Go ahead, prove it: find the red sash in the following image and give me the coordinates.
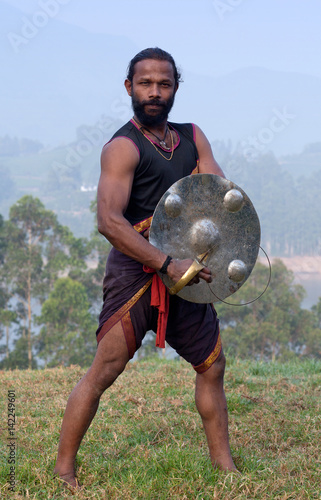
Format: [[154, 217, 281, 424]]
[[133, 216, 169, 349]]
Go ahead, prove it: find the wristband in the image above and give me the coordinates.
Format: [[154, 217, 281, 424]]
[[159, 255, 173, 274]]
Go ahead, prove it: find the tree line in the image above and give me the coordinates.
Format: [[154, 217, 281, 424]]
[[0, 195, 108, 370], [216, 260, 321, 361], [0, 135, 44, 157], [215, 145, 321, 257], [0, 195, 320, 369]]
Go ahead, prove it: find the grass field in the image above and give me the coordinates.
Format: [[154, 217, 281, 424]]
[[1, 357, 321, 499]]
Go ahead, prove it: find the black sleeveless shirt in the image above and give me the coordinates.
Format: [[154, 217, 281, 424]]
[[108, 119, 199, 225]]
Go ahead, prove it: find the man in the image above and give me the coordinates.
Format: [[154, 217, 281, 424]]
[[54, 47, 236, 488]]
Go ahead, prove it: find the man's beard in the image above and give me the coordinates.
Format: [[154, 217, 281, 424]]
[[131, 92, 175, 127]]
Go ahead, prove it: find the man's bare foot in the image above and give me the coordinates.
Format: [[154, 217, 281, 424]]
[[211, 454, 239, 473], [219, 465, 240, 474], [54, 469, 82, 490]]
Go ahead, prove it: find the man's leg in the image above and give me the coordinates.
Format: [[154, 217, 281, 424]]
[[195, 350, 237, 471], [54, 322, 130, 487]]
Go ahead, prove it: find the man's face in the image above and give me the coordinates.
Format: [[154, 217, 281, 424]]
[[125, 59, 178, 127]]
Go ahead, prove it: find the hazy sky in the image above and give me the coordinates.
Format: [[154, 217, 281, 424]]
[[2, 0, 320, 154], [4, 0, 321, 78]]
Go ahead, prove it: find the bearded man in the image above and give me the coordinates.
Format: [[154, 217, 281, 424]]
[[54, 47, 237, 488]]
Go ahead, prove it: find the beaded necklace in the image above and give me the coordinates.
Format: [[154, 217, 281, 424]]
[[144, 125, 170, 149], [131, 118, 174, 161]]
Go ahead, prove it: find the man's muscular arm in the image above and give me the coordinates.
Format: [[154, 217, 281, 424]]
[[97, 137, 212, 284], [97, 137, 165, 269], [194, 124, 225, 177]]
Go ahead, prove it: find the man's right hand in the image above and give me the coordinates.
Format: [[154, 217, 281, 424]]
[[167, 258, 212, 286]]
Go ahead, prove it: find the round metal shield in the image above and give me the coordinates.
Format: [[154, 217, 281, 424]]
[[149, 174, 261, 303]]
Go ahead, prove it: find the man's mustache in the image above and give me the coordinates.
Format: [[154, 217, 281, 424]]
[[141, 99, 167, 107]]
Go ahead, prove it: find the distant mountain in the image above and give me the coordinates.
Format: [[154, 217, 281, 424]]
[[279, 142, 321, 178], [178, 67, 321, 157], [1, 0, 321, 154], [0, 0, 139, 145]]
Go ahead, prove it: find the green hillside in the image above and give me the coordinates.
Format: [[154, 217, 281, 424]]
[[1, 133, 321, 251], [0, 142, 101, 236]]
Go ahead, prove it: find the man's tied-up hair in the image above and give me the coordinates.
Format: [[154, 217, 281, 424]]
[[126, 47, 183, 86]]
